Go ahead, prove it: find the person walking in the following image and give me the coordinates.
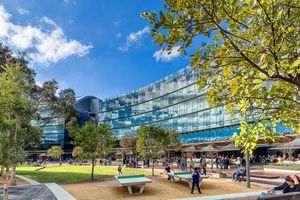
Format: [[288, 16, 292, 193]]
[[118, 165, 123, 175], [191, 168, 202, 194], [200, 156, 207, 175]]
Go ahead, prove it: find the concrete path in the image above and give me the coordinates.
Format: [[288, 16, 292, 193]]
[[46, 183, 76, 200], [15, 175, 76, 200], [16, 174, 40, 185], [172, 191, 264, 200]]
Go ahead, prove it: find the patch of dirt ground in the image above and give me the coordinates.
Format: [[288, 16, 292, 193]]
[[63, 176, 267, 200], [0, 176, 29, 186]]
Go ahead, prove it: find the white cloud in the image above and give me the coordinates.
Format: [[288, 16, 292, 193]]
[[0, 4, 92, 65], [118, 26, 149, 52], [40, 16, 57, 27], [116, 32, 122, 38], [64, 0, 69, 3], [17, 8, 30, 15], [153, 46, 181, 62]]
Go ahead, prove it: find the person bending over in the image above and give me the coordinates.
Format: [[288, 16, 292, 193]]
[[161, 164, 174, 182]]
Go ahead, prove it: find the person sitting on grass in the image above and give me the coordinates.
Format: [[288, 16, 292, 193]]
[[232, 165, 246, 182], [191, 167, 202, 194], [118, 165, 123, 175], [258, 175, 300, 198], [161, 164, 174, 182]]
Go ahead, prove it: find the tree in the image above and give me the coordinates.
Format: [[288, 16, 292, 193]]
[[0, 63, 37, 198], [47, 146, 63, 163], [72, 146, 83, 165], [0, 43, 77, 194], [142, 0, 299, 152], [142, 0, 299, 187], [68, 121, 115, 180], [72, 146, 84, 158], [120, 135, 136, 153], [136, 125, 181, 176], [120, 135, 136, 165]]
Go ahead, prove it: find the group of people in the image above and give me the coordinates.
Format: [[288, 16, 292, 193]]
[[161, 164, 202, 194]]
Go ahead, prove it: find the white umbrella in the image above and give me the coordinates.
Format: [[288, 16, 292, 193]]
[[200, 145, 220, 152], [219, 143, 240, 151]]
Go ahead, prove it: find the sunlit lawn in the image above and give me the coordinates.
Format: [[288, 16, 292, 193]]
[[16, 165, 152, 184]]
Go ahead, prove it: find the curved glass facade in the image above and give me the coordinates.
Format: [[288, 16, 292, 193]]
[[75, 67, 294, 144]]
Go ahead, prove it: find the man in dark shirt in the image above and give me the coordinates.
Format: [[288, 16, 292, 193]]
[[269, 175, 300, 193]]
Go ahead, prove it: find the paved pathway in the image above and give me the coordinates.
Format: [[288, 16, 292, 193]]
[[0, 175, 76, 200], [0, 184, 57, 200]]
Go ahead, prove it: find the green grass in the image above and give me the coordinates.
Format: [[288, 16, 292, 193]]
[[271, 163, 300, 167], [16, 165, 152, 184]]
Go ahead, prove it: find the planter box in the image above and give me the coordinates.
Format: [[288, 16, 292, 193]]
[[212, 172, 227, 178], [264, 167, 300, 174]]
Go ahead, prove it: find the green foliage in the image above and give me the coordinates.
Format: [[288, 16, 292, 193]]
[[0, 63, 38, 168], [69, 121, 115, 160], [72, 146, 83, 158], [47, 146, 63, 160], [136, 125, 181, 158], [271, 163, 300, 167], [120, 135, 136, 153], [142, 0, 300, 154]]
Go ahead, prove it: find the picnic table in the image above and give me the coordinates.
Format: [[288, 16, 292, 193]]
[[115, 174, 152, 195], [167, 171, 209, 188]]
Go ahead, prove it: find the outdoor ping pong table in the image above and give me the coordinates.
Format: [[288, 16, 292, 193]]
[[115, 174, 152, 195], [167, 171, 209, 188]]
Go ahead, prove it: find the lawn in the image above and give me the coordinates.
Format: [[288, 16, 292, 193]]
[[16, 165, 152, 184]]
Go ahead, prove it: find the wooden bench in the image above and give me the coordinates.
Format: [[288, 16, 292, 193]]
[[257, 192, 300, 200]]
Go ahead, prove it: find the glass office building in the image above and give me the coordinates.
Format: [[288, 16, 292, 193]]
[[30, 109, 72, 157], [74, 67, 293, 144]]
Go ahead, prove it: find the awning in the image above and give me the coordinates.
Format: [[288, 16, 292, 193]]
[[200, 145, 220, 152], [271, 138, 300, 150], [219, 143, 240, 151], [182, 146, 201, 153]]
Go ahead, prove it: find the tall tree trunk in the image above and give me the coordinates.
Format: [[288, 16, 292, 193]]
[[91, 159, 95, 181], [1, 165, 4, 176], [3, 166, 9, 200], [246, 150, 251, 188], [10, 165, 17, 186], [152, 159, 155, 176]]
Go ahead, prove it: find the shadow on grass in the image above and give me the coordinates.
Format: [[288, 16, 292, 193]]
[[16, 170, 114, 185]]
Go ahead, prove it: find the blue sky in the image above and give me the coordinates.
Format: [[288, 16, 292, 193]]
[[0, 0, 193, 99]]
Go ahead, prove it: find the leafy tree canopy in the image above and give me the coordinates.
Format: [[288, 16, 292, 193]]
[[136, 125, 181, 158], [69, 121, 115, 160], [142, 0, 300, 154], [47, 146, 63, 160], [120, 135, 136, 153]]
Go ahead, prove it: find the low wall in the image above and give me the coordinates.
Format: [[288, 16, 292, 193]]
[[264, 167, 300, 174]]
